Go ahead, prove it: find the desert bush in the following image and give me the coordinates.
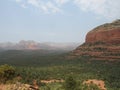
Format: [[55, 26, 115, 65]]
[[79, 84, 101, 90], [0, 64, 15, 83], [63, 76, 77, 90]]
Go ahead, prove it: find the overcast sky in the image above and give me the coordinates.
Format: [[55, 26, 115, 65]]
[[0, 0, 120, 43]]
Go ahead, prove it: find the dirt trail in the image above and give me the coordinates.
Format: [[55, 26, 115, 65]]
[[41, 79, 64, 84]]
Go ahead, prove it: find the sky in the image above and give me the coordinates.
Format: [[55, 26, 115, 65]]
[[0, 0, 120, 43]]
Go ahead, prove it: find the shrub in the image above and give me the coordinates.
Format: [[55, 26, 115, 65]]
[[0, 64, 15, 83], [63, 76, 77, 90], [79, 84, 101, 90]]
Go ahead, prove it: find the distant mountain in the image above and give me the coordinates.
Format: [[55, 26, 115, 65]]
[[0, 40, 80, 51], [70, 19, 120, 60]]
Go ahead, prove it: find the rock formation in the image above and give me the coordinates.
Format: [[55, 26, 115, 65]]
[[71, 19, 120, 60], [83, 79, 106, 90]]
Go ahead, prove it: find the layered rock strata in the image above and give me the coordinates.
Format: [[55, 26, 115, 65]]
[[71, 20, 120, 60]]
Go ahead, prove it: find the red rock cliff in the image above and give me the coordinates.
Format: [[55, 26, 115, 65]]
[[86, 19, 120, 44], [71, 20, 120, 60]]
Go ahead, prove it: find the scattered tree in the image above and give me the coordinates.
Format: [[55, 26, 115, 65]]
[[64, 76, 77, 90], [0, 64, 15, 83]]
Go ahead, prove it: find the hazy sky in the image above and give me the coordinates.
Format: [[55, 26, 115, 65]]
[[0, 0, 120, 43]]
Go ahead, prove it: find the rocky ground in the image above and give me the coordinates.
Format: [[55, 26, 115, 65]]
[[0, 82, 39, 90]]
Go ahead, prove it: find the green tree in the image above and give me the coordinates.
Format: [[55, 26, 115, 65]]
[[44, 85, 51, 90], [64, 76, 77, 90], [0, 64, 15, 83]]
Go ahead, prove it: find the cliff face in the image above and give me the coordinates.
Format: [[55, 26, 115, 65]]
[[86, 29, 120, 44], [71, 20, 120, 60]]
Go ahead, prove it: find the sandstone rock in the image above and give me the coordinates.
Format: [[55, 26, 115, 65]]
[[86, 20, 120, 44], [71, 19, 120, 60], [0, 83, 39, 90]]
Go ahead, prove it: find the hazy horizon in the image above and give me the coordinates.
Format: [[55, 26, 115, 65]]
[[0, 40, 81, 51], [0, 40, 81, 44], [0, 0, 120, 43]]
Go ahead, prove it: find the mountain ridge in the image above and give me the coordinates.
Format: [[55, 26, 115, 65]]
[[0, 40, 80, 51]]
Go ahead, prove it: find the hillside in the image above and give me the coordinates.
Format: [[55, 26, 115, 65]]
[[0, 49, 69, 66], [71, 19, 120, 60]]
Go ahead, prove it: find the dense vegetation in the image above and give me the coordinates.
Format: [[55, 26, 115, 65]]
[[0, 50, 120, 90]]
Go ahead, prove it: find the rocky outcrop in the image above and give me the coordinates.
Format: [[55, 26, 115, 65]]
[[83, 79, 106, 90], [0, 83, 39, 90], [71, 19, 120, 60], [0, 84, 33, 90]]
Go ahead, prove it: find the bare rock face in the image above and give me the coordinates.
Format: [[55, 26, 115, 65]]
[[71, 19, 120, 60], [86, 20, 120, 44]]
